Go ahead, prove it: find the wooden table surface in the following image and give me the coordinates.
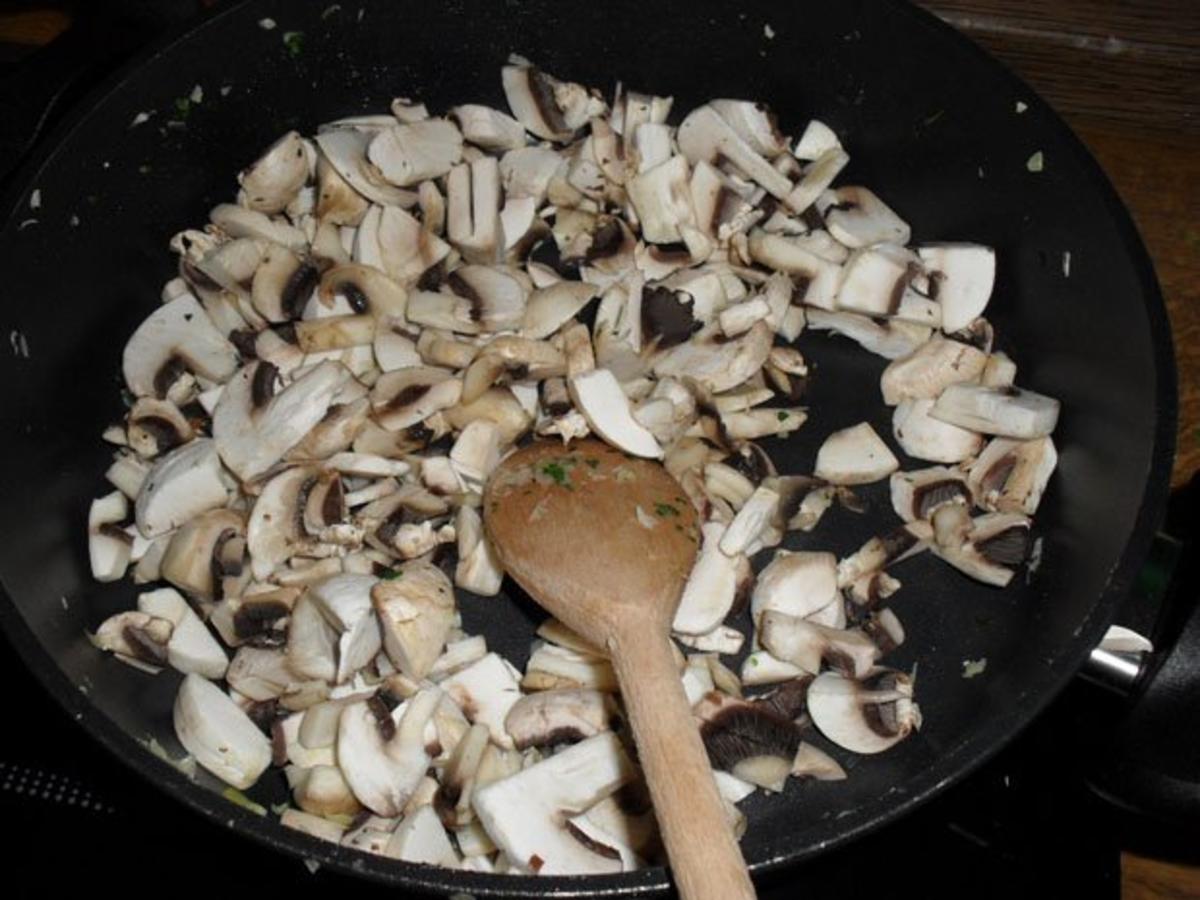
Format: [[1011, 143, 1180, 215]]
[[0, 2, 1196, 897]]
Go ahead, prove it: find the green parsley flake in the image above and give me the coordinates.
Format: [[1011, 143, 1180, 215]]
[[776, 411, 790, 422], [222, 787, 267, 816], [283, 31, 305, 57], [379, 567, 403, 580], [654, 502, 680, 517], [542, 461, 569, 486], [1026, 151, 1044, 173], [173, 97, 191, 120]]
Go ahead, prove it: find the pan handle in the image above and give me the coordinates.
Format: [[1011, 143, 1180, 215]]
[[1080, 475, 1200, 825]]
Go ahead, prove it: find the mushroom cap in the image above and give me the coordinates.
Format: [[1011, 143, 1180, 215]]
[[123, 293, 239, 399]]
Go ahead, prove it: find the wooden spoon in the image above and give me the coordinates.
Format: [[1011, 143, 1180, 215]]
[[484, 439, 756, 900]]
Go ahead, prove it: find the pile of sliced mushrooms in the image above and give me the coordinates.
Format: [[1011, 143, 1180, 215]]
[[85, 58, 1060, 875]]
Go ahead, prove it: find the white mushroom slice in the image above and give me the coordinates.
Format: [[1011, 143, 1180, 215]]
[[677, 105, 793, 200], [808, 669, 921, 754], [806, 309, 933, 360], [371, 367, 463, 430], [522, 282, 598, 339], [455, 505, 505, 596], [314, 128, 417, 208], [740, 650, 806, 686], [106, 452, 150, 499], [967, 436, 1058, 515], [93, 610, 172, 672], [653, 320, 772, 394], [88, 492, 133, 582], [441, 652, 523, 748], [501, 64, 604, 143], [213, 360, 348, 482], [718, 485, 779, 556], [835, 243, 918, 317], [746, 230, 841, 311], [889, 466, 972, 522], [720, 407, 807, 441], [405, 292, 479, 335], [814, 422, 899, 485], [371, 562, 455, 679], [249, 244, 318, 323], [450, 420, 501, 487], [700, 703, 800, 793], [820, 186, 910, 248], [342, 814, 401, 855], [880, 337, 989, 406], [794, 119, 841, 160], [337, 686, 443, 817], [160, 508, 245, 600], [226, 646, 297, 700], [930, 383, 1061, 440], [367, 119, 463, 187], [690, 161, 760, 240], [523, 642, 617, 692], [373, 326, 421, 372], [373, 206, 451, 285], [315, 151, 369, 226], [499, 146, 563, 204], [933, 511, 1032, 587], [285, 595, 336, 684], [451, 104, 527, 152], [568, 368, 663, 459], [893, 398, 985, 463], [675, 625, 746, 656], [461, 336, 564, 405], [846, 571, 902, 609], [290, 763, 361, 818], [786, 147, 850, 214], [309, 574, 383, 683], [123, 293, 238, 399], [504, 689, 613, 751], [836, 521, 933, 588], [917, 243, 996, 333], [718, 297, 771, 337], [472, 732, 634, 876], [750, 550, 839, 626], [173, 673, 272, 789], [981, 351, 1018, 388], [673, 522, 752, 635], [759, 611, 879, 678], [446, 156, 502, 263], [428, 635, 489, 682], [626, 155, 695, 244], [443, 387, 533, 446], [239, 130, 309, 214], [710, 99, 789, 158], [791, 742, 847, 781], [384, 804, 459, 866], [135, 438, 231, 538]]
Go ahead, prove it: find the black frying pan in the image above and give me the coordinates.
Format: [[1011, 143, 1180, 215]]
[[0, 0, 1177, 896]]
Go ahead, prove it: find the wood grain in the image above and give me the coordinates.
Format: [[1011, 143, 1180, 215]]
[[1122, 852, 1200, 900]]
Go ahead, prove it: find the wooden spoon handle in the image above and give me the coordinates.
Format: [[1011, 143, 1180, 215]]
[[609, 625, 757, 900]]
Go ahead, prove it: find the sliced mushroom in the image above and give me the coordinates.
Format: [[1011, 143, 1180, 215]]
[[88, 492, 133, 582], [160, 508, 245, 601], [808, 669, 921, 754], [759, 611, 879, 678], [134, 438, 231, 538], [805, 309, 933, 360], [523, 282, 598, 339], [932, 511, 1032, 587], [746, 230, 841, 310], [814, 422, 899, 485], [981, 351, 1017, 388], [287, 592, 339, 683], [370, 366, 463, 431], [441, 652, 524, 748], [123, 293, 239, 399], [929, 383, 1061, 440], [750, 550, 839, 627], [700, 703, 801, 793], [212, 360, 349, 482], [966, 436, 1058, 515], [239, 130, 310, 214], [367, 119, 463, 187], [917, 243, 995, 333], [455, 505, 505, 596], [568, 368, 663, 459], [718, 484, 780, 556], [653, 320, 772, 394], [880, 337, 989, 407], [290, 763, 362, 818], [677, 104, 793, 200], [523, 642, 618, 693], [308, 574, 383, 683], [446, 156, 502, 264], [337, 686, 443, 817], [472, 731, 634, 875], [893, 397, 984, 463], [820, 186, 910, 248], [313, 127, 417, 208], [92, 610, 172, 672], [889, 466, 972, 522], [174, 673, 272, 789], [672, 522, 753, 635], [501, 63, 604, 143], [836, 521, 933, 589], [626, 155, 696, 244], [371, 562, 456, 679], [209, 203, 307, 252], [504, 689, 614, 751], [791, 742, 847, 781]]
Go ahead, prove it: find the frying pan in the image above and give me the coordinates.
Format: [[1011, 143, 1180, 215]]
[[0, 0, 1178, 895]]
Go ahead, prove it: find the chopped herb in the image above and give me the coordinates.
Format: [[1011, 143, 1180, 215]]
[[1026, 151, 1044, 173], [584, 457, 600, 469], [654, 502, 680, 517], [379, 567, 403, 580], [283, 30, 305, 56], [222, 786, 267, 816], [270, 801, 291, 816], [173, 97, 191, 120], [542, 461, 569, 486], [776, 411, 790, 422], [750, 655, 760, 666]]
